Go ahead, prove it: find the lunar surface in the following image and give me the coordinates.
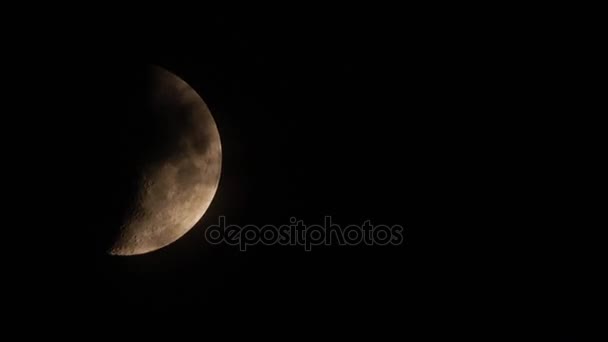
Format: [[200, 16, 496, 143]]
[[107, 65, 222, 256]]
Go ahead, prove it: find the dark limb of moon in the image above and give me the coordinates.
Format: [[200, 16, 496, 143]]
[[104, 65, 222, 256]]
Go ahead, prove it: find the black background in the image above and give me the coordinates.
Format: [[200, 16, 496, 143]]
[[7, 9, 589, 337]]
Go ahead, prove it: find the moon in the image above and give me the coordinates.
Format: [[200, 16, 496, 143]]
[[106, 65, 222, 256]]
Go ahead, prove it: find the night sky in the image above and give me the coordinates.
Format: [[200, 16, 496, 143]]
[[7, 9, 585, 338]]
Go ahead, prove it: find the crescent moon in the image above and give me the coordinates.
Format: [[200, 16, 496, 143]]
[[108, 65, 222, 256]]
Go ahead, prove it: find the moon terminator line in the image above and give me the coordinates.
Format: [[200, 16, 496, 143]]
[[107, 65, 222, 256]]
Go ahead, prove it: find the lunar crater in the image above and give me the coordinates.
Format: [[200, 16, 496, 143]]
[[107, 65, 221, 256]]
